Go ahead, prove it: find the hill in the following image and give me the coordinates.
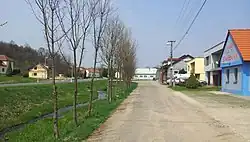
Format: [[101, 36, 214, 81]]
[[0, 41, 71, 75]]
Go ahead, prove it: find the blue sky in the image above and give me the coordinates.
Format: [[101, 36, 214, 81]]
[[0, 0, 250, 67]]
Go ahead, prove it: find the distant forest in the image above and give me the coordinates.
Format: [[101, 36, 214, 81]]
[[0, 41, 71, 75]]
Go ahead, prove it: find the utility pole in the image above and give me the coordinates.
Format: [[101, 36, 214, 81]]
[[168, 40, 175, 87]]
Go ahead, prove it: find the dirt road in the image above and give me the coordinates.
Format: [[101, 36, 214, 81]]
[[87, 81, 246, 142]]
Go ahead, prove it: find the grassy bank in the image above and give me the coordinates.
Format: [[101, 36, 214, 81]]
[[0, 76, 36, 84], [0, 80, 106, 131], [170, 85, 221, 92], [4, 82, 138, 142]]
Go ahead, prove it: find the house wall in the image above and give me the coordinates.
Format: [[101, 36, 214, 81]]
[[204, 42, 224, 72], [0, 61, 14, 74], [187, 58, 205, 80], [167, 60, 189, 77], [133, 74, 156, 80], [221, 65, 242, 94], [242, 62, 250, 95], [29, 71, 48, 79]]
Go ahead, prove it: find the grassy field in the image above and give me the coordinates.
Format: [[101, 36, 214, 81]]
[[0, 80, 106, 131], [0, 75, 36, 84], [4, 82, 138, 142]]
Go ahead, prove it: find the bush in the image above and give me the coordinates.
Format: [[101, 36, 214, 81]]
[[23, 72, 29, 78], [6, 62, 12, 77], [185, 74, 199, 89], [12, 69, 21, 75]]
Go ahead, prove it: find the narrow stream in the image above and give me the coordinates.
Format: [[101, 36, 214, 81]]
[[0, 100, 97, 140]]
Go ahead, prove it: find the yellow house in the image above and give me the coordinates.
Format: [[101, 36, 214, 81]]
[[29, 64, 50, 79], [187, 57, 205, 81]]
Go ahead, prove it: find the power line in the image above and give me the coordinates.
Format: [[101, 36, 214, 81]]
[[174, 0, 188, 27], [174, 0, 208, 50]]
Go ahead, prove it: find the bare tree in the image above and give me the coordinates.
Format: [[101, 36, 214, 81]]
[[56, 0, 82, 126], [25, 0, 65, 138], [118, 30, 137, 89], [88, 0, 112, 116], [100, 16, 124, 103]]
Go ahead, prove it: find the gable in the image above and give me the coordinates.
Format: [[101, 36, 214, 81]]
[[220, 34, 243, 67]]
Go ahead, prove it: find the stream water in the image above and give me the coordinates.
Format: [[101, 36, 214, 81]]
[[0, 100, 97, 141]]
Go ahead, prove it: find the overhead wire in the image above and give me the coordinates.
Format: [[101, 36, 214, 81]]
[[174, 0, 208, 50]]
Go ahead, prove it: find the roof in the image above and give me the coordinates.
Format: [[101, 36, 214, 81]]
[[229, 29, 250, 61], [162, 54, 194, 68], [86, 68, 101, 73], [29, 64, 49, 71], [0, 55, 14, 61], [204, 41, 225, 53]]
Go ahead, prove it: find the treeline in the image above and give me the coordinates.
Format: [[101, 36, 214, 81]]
[[0, 41, 71, 75]]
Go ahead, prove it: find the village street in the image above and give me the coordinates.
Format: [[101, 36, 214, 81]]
[[87, 81, 247, 142]]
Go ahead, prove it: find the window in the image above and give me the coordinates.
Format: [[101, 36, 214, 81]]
[[33, 73, 37, 76], [135, 75, 138, 77], [205, 56, 210, 66], [150, 75, 154, 77], [234, 68, 238, 84], [2, 68, 5, 72], [34, 67, 37, 70], [140, 75, 143, 77], [226, 69, 230, 84], [144, 75, 147, 77]]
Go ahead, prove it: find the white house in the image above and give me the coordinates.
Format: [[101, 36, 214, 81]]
[[204, 41, 224, 86], [133, 68, 157, 80]]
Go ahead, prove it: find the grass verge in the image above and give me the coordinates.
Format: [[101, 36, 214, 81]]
[[0, 80, 106, 131], [4, 82, 138, 142], [170, 85, 221, 92], [0, 76, 36, 84]]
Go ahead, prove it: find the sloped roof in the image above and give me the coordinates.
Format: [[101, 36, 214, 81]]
[[0, 55, 14, 61], [229, 29, 250, 61]]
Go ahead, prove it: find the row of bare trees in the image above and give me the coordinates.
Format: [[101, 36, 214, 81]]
[[25, 0, 136, 139]]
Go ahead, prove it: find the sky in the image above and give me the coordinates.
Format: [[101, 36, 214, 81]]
[[0, 0, 250, 68]]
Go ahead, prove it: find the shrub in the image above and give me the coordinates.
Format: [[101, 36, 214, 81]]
[[22, 72, 29, 78], [12, 69, 21, 75], [185, 74, 199, 89], [6, 62, 12, 77]]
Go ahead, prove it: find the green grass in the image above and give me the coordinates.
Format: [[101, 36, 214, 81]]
[[0, 80, 106, 131], [4, 82, 138, 142], [182, 91, 250, 108], [170, 85, 221, 92], [0, 75, 36, 84]]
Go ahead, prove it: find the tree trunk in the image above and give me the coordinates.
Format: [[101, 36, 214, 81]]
[[73, 49, 78, 125], [107, 63, 111, 103], [88, 49, 98, 116], [52, 58, 59, 138]]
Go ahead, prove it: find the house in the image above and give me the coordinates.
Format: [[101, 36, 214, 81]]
[[187, 57, 205, 81], [220, 29, 250, 96], [160, 55, 193, 83], [204, 41, 224, 86], [29, 64, 50, 79], [0, 55, 14, 75], [133, 68, 157, 80], [85, 68, 101, 78]]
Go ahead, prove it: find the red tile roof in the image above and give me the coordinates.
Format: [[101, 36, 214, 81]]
[[0, 55, 13, 61], [229, 29, 250, 61]]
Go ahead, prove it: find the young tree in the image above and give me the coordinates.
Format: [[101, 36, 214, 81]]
[[119, 30, 137, 89], [57, 0, 82, 126], [25, 0, 64, 138], [100, 16, 124, 103], [88, 0, 112, 116]]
